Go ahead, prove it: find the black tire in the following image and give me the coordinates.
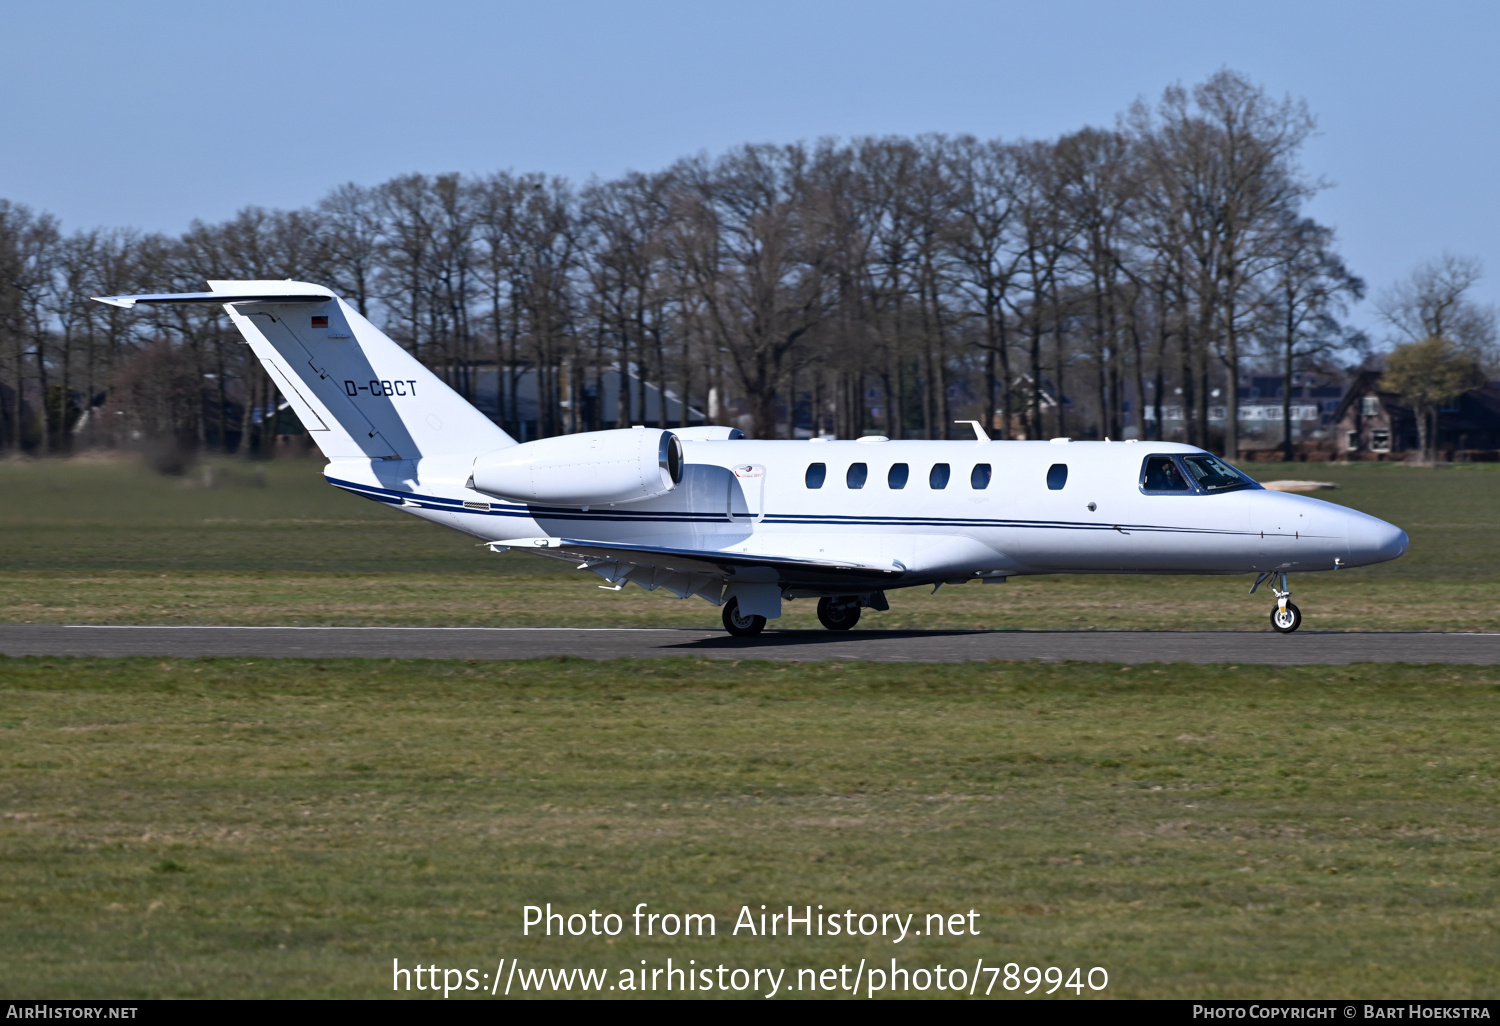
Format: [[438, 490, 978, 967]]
[[1270, 601, 1302, 634], [722, 597, 766, 637], [816, 596, 861, 631]]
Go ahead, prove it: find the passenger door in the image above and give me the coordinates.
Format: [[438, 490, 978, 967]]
[[728, 464, 765, 523]]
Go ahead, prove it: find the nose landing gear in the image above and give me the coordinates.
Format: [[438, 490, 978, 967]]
[[1252, 572, 1301, 633]]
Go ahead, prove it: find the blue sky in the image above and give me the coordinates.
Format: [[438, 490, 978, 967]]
[[3, 0, 1496, 333]]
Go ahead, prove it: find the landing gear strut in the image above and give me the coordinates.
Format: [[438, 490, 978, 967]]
[[722, 597, 766, 637], [816, 596, 861, 631], [1253, 572, 1301, 633]]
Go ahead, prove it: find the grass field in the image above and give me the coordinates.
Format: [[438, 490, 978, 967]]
[[1, 656, 1495, 999], [1, 455, 1497, 631]]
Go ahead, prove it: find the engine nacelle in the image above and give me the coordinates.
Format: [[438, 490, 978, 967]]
[[471, 428, 683, 506]]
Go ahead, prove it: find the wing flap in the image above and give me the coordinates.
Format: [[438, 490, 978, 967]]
[[495, 537, 906, 580]]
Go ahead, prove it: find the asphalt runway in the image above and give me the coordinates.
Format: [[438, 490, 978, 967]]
[[2, 624, 1499, 664]]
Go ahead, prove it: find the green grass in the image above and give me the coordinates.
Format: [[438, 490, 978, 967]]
[[0, 456, 1497, 630], [1, 656, 1495, 998]]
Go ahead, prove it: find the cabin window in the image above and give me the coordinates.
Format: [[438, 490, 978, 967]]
[[1141, 455, 1191, 492], [1182, 454, 1253, 493], [1360, 396, 1380, 417], [970, 463, 992, 489], [805, 463, 826, 489], [846, 463, 868, 489], [1371, 429, 1391, 453], [888, 463, 909, 489], [1046, 463, 1068, 490], [929, 463, 950, 489]]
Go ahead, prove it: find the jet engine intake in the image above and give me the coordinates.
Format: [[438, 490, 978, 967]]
[[471, 428, 683, 506]]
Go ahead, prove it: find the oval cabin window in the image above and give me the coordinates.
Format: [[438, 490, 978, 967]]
[[1046, 463, 1068, 490], [805, 463, 827, 489], [970, 464, 992, 489], [846, 463, 868, 489], [888, 463, 909, 489], [929, 463, 950, 489]]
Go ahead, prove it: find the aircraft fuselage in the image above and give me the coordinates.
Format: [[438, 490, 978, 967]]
[[324, 438, 1406, 592]]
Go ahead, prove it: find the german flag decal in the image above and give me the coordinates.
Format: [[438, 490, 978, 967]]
[[311, 315, 329, 328]]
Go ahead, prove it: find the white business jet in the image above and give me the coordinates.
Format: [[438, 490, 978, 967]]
[[95, 281, 1408, 636]]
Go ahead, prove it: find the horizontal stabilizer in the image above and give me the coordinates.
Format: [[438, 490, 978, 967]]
[[94, 288, 334, 309]]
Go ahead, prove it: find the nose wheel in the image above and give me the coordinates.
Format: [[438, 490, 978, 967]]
[[1253, 572, 1301, 633], [1271, 601, 1301, 633]]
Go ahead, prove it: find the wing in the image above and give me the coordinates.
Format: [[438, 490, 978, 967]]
[[492, 536, 906, 601]]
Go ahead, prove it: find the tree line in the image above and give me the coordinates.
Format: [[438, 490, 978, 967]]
[[1, 70, 1374, 462]]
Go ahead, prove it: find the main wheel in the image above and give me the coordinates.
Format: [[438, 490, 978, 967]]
[[1270, 601, 1302, 633], [722, 597, 766, 637], [816, 596, 861, 631]]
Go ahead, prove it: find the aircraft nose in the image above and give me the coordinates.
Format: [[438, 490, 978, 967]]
[[1345, 511, 1408, 566]]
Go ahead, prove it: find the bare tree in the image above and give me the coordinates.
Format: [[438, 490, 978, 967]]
[[1130, 70, 1319, 456], [946, 137, 1022, 437], [315, 183, 383, 317], [1056, 126, 1135, 439], [1008, 141, 1075, 439], [1376, 254, 1497, 359], [1263, 216, 1364, 459], [0, 202, 60, 452], [680, 144, 838, 439]]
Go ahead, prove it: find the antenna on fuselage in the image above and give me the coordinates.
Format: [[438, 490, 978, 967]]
[[953, 420, 990, 442]]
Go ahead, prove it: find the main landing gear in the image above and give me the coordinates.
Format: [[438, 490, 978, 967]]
[[1252, 571, 1302, 633], [722, 597, 766, 637], [722, 592, 883, 637], [816, 596, 861, 631]]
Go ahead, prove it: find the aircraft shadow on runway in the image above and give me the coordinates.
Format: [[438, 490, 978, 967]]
[[670, 629, 979, 649], [667, 627, 1335, 649]]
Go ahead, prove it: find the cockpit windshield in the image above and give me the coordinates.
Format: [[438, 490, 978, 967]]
[[1181, 454, 1256, 493]]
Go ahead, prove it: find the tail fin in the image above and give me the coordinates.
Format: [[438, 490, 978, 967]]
[[95, 280, 515, 461]]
